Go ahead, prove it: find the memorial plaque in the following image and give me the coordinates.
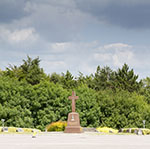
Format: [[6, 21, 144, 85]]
[[64, 91, 82, 133]]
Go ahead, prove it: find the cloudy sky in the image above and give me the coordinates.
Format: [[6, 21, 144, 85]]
[[0, 0, 150, 79]]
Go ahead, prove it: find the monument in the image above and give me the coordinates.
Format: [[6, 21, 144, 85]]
[[64, 91, 82, 133]]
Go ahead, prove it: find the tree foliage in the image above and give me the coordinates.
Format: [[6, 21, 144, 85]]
[[114, 64, 142, 92], [4, 56, 46, 85], [0, 56, 150, 130], [93, 66, 115, 90]]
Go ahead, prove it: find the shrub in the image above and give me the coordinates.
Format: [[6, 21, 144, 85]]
[[96, 127, 118, 134], [142, 129, 150, 135], [46, 121, 67, 132]]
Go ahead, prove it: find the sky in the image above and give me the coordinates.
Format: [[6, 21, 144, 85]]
[[0, 0, 150, 79]]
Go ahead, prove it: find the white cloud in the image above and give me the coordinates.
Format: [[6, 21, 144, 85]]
[[37, 41, 99, 75], [41, 60, 67, 74], [112, 50, 134, 67], [0, 38, 149, 79], [42, 60, 66, 67], [9, 28, 37, 43], [50, 42, 71, 53], [102, 43, 132, 51], [0, 1, 150, 80], [16, 0, 91, 42], [0, 27, 38, 44], [78, 62, 96, 74], [94, 53, 112, 61], [94, 43, 135, 67]]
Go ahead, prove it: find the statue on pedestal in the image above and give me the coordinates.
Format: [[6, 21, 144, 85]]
[[64, 91, 82, 133]]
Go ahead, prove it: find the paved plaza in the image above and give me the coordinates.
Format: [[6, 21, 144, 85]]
[[1, 132, 150, 149]]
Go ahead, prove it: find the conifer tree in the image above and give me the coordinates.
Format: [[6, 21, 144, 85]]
[[5, 56, 46, 85], [114, 64, 142, 92], [61, 70, 77, 89], [93, 66, 115, 90]]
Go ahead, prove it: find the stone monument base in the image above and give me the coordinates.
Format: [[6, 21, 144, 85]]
[[64, 126, 81, 133], [64, 112, 82, 133]]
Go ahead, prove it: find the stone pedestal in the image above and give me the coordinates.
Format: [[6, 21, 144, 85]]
[[64, 112, 82, 133]]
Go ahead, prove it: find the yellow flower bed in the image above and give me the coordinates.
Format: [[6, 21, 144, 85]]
[[121, 128, 150, 135], [8, 127, 16, 133], [0, 127, 41, 133], [22, 128, 41, 133], [46, 121, 67, 132], [96, 127, 118, 134], [142, 129, 150, 135], [22, 128, 33, 133]]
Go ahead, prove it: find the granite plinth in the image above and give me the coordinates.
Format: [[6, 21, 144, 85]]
[[64, 112, 82, 133]]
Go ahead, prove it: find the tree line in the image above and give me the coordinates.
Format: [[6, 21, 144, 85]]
[[0, 56, 150, 130]]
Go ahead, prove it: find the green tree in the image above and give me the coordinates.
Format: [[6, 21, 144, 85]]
[[50, 72, 62, 84], [97, 89, 150, 129], [77, 72, 94, 89], [61, 70, 77, 89], [141, 78, 150, 104], [1, 56, 150, 131], [75, 85, 101, 127], [93, 66, 115, 91], [5, 56, 46, 85], [142, 77, 150, 88], [19, 56, 46, 85], [114, 64, 142, 92], [0, 76, 34, 128], [30, 81, 70, 130]]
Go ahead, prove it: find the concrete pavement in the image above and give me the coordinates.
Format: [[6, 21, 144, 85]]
[[0, 132, 150, 149]]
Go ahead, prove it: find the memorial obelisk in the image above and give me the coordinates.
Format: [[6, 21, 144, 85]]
[[64, 91, 82, 133]]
